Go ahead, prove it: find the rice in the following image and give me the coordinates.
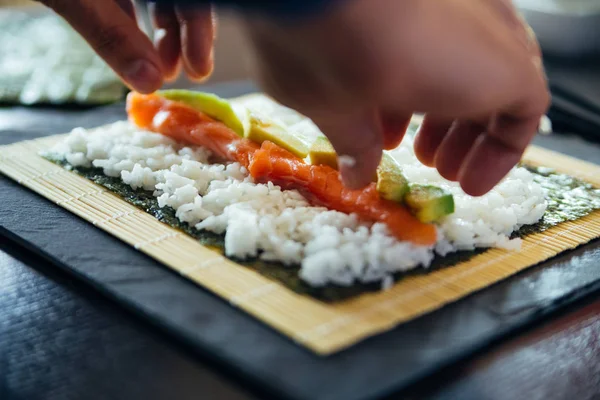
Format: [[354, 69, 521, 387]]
[[44, 120, 548, 288], [337, 155, 356, 169]]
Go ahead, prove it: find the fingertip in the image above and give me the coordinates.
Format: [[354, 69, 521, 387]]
[[176, 5, 216, 82], [433, 120, 484, 182], [434, 150, 460, 182], [459, 180, 489, 197], [338, 151, 380, 190], [313, 110, 383, 190], [338, 138, 384, 190], [413, 117, 454, 167], [182, 49, 214, 82], [380, 113, 411, 150], [413, 135, 435, 167], [163, 62, 181, 83], [457, 135, 522, 197], [122, 59, 163, 94], [48, 0, 164, 95]]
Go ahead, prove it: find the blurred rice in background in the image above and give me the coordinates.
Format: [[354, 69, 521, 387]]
[[0, 0, 255, 106]]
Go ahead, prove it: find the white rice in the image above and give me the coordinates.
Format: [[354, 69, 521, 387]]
[[43, 119, 547, 288], [337, 155, 357, 169]]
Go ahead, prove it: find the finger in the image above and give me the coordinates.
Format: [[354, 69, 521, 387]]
[[459, 94, 550, 196], [413, 116, 454, 167], [493, 0, 541, 58], [502, 1, 546, 82], [433, 120, 485, 182], [458, 133, 522, 197], [175, 4, 216, 81], [150, 2, 182, 80], [517, 15, 547, 82], [114, 0, 136, 20], [243, 18, 383, 188], [41, 0, 162, 94], [492, 0, 526, 30], [380, 112, 412, 150], [312, 109, 384, 189], [523, 21, 542, 58], [454, 1, 548, 196]]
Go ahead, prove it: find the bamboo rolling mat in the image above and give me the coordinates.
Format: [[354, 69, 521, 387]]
[[1, 134, 600, 355]]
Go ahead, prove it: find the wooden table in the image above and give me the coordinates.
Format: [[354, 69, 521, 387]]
[[406, 297, 600, 400]]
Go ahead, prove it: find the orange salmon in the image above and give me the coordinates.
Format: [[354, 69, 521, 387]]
[[127, 92, 437, 246]]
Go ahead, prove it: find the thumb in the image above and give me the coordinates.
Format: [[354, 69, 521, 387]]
[[311, 108, 383, 189]]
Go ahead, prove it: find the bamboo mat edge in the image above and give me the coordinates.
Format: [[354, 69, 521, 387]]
[[1, 134, 599, 355]]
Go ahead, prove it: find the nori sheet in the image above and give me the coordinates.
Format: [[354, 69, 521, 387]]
[[46, 159, 600, 302]]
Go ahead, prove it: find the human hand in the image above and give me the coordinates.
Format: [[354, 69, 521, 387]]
[[244, 0, 550, 196], [36, 0, 215, 93]]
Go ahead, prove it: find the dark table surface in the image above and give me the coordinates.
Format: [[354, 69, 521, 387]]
[[2, 82, 600, 400]]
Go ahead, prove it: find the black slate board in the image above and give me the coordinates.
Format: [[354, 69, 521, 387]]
[[2, 82, 600, 400]]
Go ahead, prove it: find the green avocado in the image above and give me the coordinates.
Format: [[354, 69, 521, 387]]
[[245, 114, 310, 158], [157, 89, 250, 137], [376, 153, 410, 201], [405, 184, 455, 223], [308, 137, 338, 169]]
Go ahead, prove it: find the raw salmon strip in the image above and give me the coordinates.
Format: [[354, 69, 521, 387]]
[[127, 92, 437, 246], [127, 92, 259, 167]]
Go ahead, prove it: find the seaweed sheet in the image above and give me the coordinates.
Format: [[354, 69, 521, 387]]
[[48, 159, 600, 302]]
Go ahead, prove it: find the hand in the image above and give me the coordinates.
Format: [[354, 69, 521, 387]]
[[244, 0, 550, 196], [36, 0, 216, 93]]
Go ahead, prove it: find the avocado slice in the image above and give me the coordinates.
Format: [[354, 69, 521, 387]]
[[246, 114, 310, 158], [376, 153, 409, 201], [405, 184, 455, 223], [157, 89, 250, 137], [309, 137, 338, 169]]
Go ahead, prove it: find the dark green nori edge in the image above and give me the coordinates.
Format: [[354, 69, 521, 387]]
[[45, 158, 600, 303]]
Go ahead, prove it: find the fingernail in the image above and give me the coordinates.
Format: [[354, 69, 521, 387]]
[[187, 51, 214, 83], [164, 67, 181, 83], [123, 60, 162, 94], [338, 155, 363, 189], [190, 43, 215, 78]]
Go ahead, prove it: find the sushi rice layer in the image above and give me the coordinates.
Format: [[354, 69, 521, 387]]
[[44, 119, 547, 289]]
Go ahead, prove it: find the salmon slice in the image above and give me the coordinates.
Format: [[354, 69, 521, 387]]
[[249, 141, 438, 246], [127, 92, 259, 167], [127, 92, 437, 246]]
